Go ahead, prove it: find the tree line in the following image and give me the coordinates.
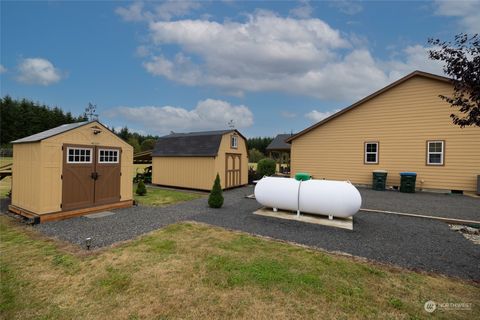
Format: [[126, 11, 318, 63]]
[[0, 96, 88, 147], [0, 96, 279, 156], [0, 96, 160, 152]]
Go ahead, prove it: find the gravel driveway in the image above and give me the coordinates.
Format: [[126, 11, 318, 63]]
[[359, 187, 479, 221], [19, 186, 479, 281]]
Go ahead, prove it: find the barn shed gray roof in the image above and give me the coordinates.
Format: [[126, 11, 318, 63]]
[[11, 121, 90, 144], [266, 134, 295, 151], [152, 129, 242, 157]]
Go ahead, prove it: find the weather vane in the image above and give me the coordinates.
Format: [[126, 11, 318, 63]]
[[85, 102, 98, 121], [228, 119, 235, 129]]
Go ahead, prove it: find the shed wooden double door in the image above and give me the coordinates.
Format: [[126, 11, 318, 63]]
[[62, 144, 121, 211], [225, 153, 242, 188]]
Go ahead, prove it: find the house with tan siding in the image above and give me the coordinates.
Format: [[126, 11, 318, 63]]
[[286, 71, 480, 193]]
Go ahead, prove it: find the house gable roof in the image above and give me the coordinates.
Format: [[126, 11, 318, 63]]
[[286, 70, 452, 143], [152, 129, 243, 157], [266, 134, 295, 151]]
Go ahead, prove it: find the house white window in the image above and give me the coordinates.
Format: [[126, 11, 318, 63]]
[[67, 147, 92, 163], [98, 149, 119, 163], [231, 135, 238, 149], [364, 142, 379, 164], [427, 141, 444, 165]]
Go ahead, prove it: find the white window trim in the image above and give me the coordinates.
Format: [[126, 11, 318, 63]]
[[98, 148, 120, 164], [231, 135, 238, 149], [427, 140, 444, 165], [66, 147, 93, 164], [364, 142, 379, 164]]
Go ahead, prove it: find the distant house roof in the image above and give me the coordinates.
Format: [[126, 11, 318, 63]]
[[11, 121, 90, 144], [286, 70, 452, 143], [266, 134, 295, 151], [152, 129, 243, 157]]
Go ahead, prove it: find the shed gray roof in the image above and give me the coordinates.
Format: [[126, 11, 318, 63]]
[[152, 130, 240, 157], [11, 121, 90, 144], [266, 134, 295, 151]]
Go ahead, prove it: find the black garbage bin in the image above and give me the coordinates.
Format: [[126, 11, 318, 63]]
[[372, 170, 388, 191], [400, 172, 417, 193]]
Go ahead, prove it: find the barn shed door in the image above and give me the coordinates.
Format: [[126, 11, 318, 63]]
[[62, 145, 121, 211], [94, 148, 121, 205], [225, 153, 241, 189], [62, 145, 95, 211]]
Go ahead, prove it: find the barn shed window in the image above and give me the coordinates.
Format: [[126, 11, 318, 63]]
[[98, 149, 119, 163], [67, 147, 92, 163], [364, 142, 378, 164], [231, 135, 238, 149], [427, 141, 444, 165]]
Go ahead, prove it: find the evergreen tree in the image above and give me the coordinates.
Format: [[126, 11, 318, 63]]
[[136, 179, 147, 196], [208, 173, 224, 208]]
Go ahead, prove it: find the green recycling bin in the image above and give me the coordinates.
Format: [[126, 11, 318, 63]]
[[295, 172, 311, 181], [372, 170, 388, 191], [400, 172, 417, 193]]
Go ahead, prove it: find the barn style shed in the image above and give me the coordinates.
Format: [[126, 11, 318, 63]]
[[152, 130, 248, 190], [9, 121, 133, 222]]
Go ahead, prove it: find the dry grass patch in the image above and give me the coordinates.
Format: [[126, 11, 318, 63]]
[[0, 216, 478, 320]]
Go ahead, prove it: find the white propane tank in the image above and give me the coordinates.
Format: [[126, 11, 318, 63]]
[[254, 177, 362, 218], [254, 177, 300, 212]]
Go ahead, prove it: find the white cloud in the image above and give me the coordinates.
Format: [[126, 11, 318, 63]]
[[280, 111, 297, 118], [155, 0, 201, 21], [305, 109, 341, 122], [115, 1, 147, 22], [104, 99, 253, 135], [330, 0, 363, 15], [290, 0, 313, 18], [434, 0, 480, 33], [0, 65, 6, 74], [16, 58, 62, 85], [115, 0, 200, 22], [383, 45, 444, 80], [135, 45, 151, 57], [120, 9, 445, 101]]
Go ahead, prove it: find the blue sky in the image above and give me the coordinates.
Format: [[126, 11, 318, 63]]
[[1, 1, 479, 137]]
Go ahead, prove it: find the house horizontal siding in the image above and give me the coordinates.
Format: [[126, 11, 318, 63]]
[[291, 76, 480, 192]]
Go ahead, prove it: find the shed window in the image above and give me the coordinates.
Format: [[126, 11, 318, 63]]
[[364, 142, 378, 164], [67, 147, 92, 163], [98, 149, 119, 163], [231, 135, 238, 149], [427, 141, 444, 165]]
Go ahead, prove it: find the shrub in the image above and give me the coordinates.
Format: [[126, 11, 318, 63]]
[[257, 158, 276, 177], [136, 180, 147, 196], [208, 173, 224, 208], [248, 148, 265, 163]]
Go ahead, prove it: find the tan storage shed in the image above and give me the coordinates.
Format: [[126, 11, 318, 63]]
[[152, 130, 248, 190], [9, 121, 133, 222]]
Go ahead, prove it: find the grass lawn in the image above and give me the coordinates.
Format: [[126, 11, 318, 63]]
[[133, 184, 203, 206], [0, 157, 12, 199], [1, 217, 478, 320]]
